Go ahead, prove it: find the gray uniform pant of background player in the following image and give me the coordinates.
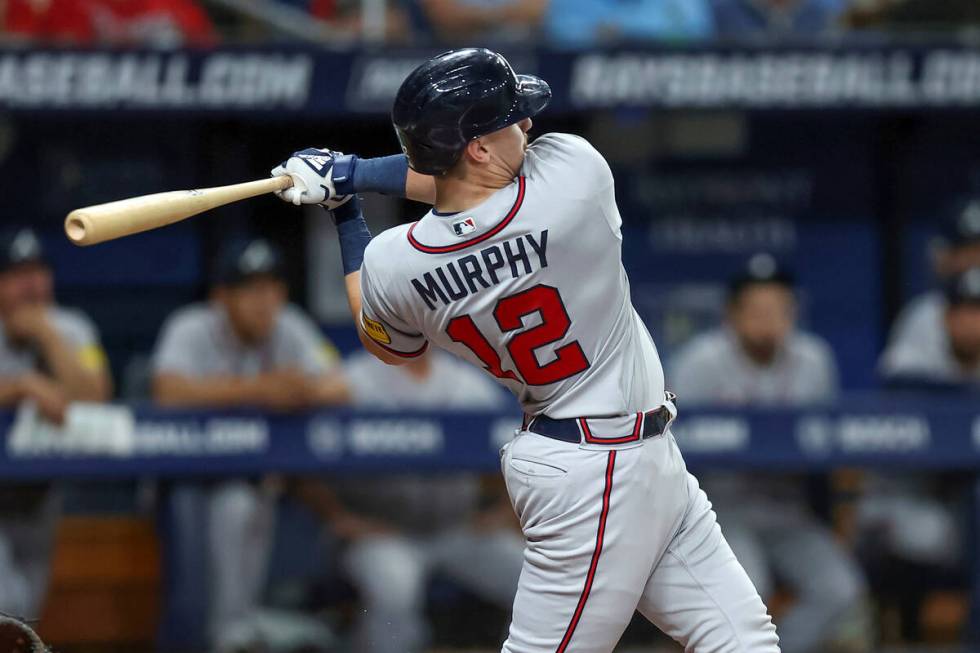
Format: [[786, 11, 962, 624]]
[[0, 489, 59, 618], [344, 527, 524, 653], [170, 480, 275, 651], [714, 495, 865, 653], [501, 431, 779, 653]]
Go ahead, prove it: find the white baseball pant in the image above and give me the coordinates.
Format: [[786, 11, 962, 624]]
[[500, 429, 780, 653]]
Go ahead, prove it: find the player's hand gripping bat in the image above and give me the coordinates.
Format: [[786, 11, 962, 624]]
[[64, 176, 294, 246]]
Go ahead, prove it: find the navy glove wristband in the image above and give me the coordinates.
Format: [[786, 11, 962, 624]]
[[330, 196, 372, 275], [332, 154, 408, 198]]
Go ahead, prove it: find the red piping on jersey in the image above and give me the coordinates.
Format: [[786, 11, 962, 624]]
[[556, 450, 616, 653], [406, 176, 526, 254], [578, 412, 643, 445], [375, 340, 429, 359]]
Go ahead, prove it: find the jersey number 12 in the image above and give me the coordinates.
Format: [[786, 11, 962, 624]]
[[446, 284, 590, 386]]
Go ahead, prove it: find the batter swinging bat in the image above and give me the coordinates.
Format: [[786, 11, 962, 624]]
[[64, 176, 294, 246]]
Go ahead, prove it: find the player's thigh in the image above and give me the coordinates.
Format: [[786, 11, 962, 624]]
[[767, 518, 865, 604], [434, 527, 525, 607], [344, 535, 428, 609], [502, 433, 688, 653], [639, 474, 779, 653]]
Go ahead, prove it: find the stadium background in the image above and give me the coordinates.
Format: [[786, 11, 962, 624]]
[[2, 1, 980, 652]]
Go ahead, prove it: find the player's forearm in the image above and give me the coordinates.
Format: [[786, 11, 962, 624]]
[[335, 154, 436, 205], [309, 372, 352, 405], [34, 331, 111, 401], [152, 374, 260, 408], [0, 378, 27, 406]]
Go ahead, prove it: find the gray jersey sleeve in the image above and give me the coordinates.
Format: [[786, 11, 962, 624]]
[[151, 307, 211, 377], [359, 234, 429, 358], [668, 334, 725, 405], [798, 334, 840, 402], [276, 306, 340, 376], [52, 308, 108, 373]]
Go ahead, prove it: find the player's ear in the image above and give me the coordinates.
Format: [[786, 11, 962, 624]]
[[464, 137, 491, 166]]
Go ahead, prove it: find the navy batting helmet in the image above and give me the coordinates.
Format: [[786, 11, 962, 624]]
[[392, 48, 551, 176]]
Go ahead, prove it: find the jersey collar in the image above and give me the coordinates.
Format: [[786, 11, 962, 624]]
[[407, 176, 526, 255]]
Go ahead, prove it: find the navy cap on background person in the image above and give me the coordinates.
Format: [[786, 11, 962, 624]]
[[945, 267, 980, 306], [212, 239, 284, 287], [728, 253, 795, 300], [0, 228, 45, 273]]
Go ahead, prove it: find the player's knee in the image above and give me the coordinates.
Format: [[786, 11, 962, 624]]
[[346, 539, 426, 610]]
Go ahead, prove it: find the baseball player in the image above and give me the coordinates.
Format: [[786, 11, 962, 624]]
[[0, 227, 112, 621], [151, 238, 348, 653], [273, 48, 779, 652]]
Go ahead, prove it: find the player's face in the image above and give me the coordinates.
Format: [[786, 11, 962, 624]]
[[0, 263, 53, 316], [220, 277, 287, 344], [946, 303, 980, 365], [727, 284, 797, 364], [483, 118, 532, 177]]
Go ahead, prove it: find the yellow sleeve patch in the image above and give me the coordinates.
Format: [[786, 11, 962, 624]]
[[320, 341, 340, 366], [361, 315, 391, 345], [77, 344, 107, 372]]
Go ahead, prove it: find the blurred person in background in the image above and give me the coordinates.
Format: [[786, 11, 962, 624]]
[[2, 0, 215, 46], [880, 265, 980, 386], [151, 238, 349, 653], [856, 267, 979, 640], [0, 227, 112, 618], [880, 198, 980, 386], [299, 349, 523, 653], [409, 0, 546, 44], [544, 0, 712, 47], [670, 253, 868, 653], [711, 0, 850, 38]]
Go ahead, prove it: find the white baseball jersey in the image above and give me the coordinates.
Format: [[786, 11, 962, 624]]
[[359, 133, 665, 419], [359, 132, 779, 653]]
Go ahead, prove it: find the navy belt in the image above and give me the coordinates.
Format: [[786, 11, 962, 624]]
[[527, 402, 674, 446]]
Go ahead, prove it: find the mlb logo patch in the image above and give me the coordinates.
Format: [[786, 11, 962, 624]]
[[452, 217, 476, 237]]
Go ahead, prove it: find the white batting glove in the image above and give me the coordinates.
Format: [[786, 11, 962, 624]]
[[271, 148, 352, 209]]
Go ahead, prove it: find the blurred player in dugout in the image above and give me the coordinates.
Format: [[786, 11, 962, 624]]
[[151, 238, 349, 653], [298, 349, 524, 653], [880, 196, 980, 383], [0, 227, 112, 617], [670, 254, 869, 653]]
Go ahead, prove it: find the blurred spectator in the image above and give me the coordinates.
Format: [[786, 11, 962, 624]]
[[0, 227, 111, 618], [881, 198, 980, 387], [670, 254, 867, 653], [880, 267, 980, 387], [711, 0, 848, 38], [545, 0, 712, 47], [409, 0, 546, 44], [299, 350, 522, 653], [151, 238, 348, 653], [3, 0, 215, 46]]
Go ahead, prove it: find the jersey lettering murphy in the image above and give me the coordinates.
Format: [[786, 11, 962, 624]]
[[410, 231, 549, 310], [360, 133, 666, 419]]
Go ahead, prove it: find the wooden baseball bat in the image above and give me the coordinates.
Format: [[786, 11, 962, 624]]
[[64, 176, 294, 246]]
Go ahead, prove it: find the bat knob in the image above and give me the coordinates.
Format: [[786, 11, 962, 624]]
[[65, 212, 92, 245]]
